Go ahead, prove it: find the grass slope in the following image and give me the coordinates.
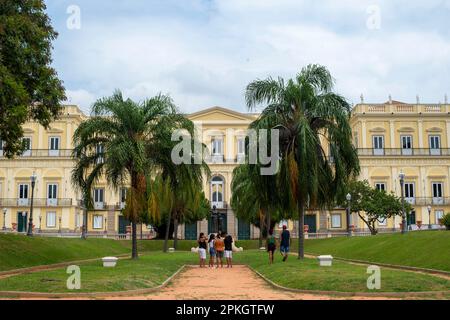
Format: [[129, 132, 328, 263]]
[[0, 251, 448, 293], [234, 251, 450, 293], [304, 231, 450, 272]]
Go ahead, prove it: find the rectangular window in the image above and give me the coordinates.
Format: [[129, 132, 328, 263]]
[[93, 215, 103, 229], [237, 138, 245, 155], [372, 136, 384, 155], [120, 188, 127, 203], [22, 137, 32, 156], [375, 183, 386, 191], [19, 184, 29, 199], [404, 183, 415, 204], [211, 138, 223, 155], [429, 136, 441, 155], [331, 214, 342, 228], [96, 144, 104, 164], [432, 182, 443, 204], [94, 188, 104, 203], [46, 212, 56, 228], [47, 184, 58, 206], [49, 137, 60, 156], [435, 210, 444, 224], [401, 135, 412, 155]]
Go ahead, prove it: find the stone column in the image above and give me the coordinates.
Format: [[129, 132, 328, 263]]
[[418, 120, 424, 148], [107, 210, 115, 233]]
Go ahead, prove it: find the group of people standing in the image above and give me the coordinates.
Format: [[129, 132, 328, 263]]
[[197, 225, 291, 267], [198, 232, 234, 268]]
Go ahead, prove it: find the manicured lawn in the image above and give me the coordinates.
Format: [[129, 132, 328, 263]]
[[0, 252, 197, 293], [0, 234, 254, 271], [0, 250, 448, 293], [234, 251, 450, 293], [303, 231, 450, 272]]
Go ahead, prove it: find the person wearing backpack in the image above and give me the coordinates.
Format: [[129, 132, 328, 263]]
[[266, 229, 276, 264]]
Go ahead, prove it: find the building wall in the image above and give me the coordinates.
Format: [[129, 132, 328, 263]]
[[1, 102, 449, 237]]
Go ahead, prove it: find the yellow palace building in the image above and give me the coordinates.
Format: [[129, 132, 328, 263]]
[[0, 99, 449, 239]]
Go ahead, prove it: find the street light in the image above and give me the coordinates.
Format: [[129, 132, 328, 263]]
[[27, 172, 37, 236], [346, 193, 352, 236], [427, 205, 432, 230], [104, 217, 107, 234], [2, 208, 7, 231], [398, 171, 407, 234]]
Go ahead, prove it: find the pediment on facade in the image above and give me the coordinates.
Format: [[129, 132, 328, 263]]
[[188, 106, 256, 122], [397, 127, 415, 133], [368, 127, 386, 133], [426, 127, 443, 133], [46, 127, 64, 134], [23, 128, 35, 134]]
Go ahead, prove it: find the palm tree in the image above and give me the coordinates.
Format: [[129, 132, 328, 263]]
[[72, 90, 181, 259], [245, 64, 360, 259], [231, 164, 279, 248]]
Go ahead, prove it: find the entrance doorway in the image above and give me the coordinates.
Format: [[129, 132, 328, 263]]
[[237, 219, 250, 240], [304, 214, 317, 233], [184, 222, 198, 240], [118, 215, 130, 234], [17, 212, 28, 232]]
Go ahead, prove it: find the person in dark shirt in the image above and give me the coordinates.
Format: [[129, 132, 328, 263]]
[[280, 225, 290, 262], [198, 232, 207, 268], [223, 232, 233, 268]]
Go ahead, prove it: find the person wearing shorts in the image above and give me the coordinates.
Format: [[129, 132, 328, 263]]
[[208, 233, 216, 268], [266, 230, 276, 264], [214, 233, 225, 268], [280, 225, 290, 262], [223, 232, 233, 268], [198, 233, 207, 268]]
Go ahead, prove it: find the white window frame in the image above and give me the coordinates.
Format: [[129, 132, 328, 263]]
[[429, 135, 441, 155], [47, 183, 58, 206], [46, 212, 57, 228], [96, 144, 104, 164], [331, 214, 342, 228], [432, 182, 443, 205], [211, 137, 223, 163], [404, 182, 415, 204], [49, 136, 60, 156], [375, 183, 386, 192], [94, 188, 105, 209], [435, 210, 444, 225], [237, 137, 245, 162], [22, 137, 32, 156], [211, 177, 224, 209], [93, 215, 103, 229], [18, 184, 29, 206], [372, 135, 384, 155], [401, 135, 412, 155]]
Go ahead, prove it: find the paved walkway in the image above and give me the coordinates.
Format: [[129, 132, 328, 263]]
[[102, 265, 395, 300]]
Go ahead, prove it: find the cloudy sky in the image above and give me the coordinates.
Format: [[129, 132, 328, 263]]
[[46, 0, 450, 114]]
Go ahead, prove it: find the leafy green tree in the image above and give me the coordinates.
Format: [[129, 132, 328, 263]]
[[72, 90, 181, 259], [246, 64, 360, 259], [342, 180, 411, 235], [0, 0, 66, 157]]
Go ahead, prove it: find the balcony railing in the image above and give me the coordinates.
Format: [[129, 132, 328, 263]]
[[0, 198, 72, 207], [0, 149, 73, 158], [358, 148, 450, 156], [408, 197, 450, 206]]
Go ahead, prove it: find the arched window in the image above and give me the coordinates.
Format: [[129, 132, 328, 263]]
[[211, 176, 224, 208]]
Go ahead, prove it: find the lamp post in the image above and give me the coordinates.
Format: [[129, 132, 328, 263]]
[[2, 208, 6, 231], [399, 171, 407, 234], [27, 172, 37, 236], [346, 193, 352, 236], [38, 215, 42, 233], [427, 205, 432, 230], [104, 217, 107, 234]]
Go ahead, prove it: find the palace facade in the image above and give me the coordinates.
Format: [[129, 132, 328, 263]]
[[0, 100, 449, 239]]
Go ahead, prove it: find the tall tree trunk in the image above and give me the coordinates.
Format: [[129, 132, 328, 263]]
[[163, 210, 172, 253], [266, 209, 271, 238], [81, 207, 88, 240], [173, 217, 179, 250], [258, 212, 263, 248], [131, 221, 138, 259], [298, 204, 305, 259], [140, 223, 143, 240]]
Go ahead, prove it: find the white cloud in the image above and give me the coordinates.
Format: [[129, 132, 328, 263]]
[[50, 0, 450, 112]]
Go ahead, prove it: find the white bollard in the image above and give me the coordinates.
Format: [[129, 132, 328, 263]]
[[317, 255, 333, 266], [102, 257, 118, 267]]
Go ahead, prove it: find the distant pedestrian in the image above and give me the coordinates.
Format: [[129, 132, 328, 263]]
[[266, 229, 276, 264], [280, 225, 290, 262], [208, 233, 216, 268], [223, 232, 233, 268], [214, 233, 225, 268], [198, 232, 207, 268]]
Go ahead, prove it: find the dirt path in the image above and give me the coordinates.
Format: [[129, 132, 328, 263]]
[[101, 265, 396, 300]]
